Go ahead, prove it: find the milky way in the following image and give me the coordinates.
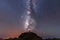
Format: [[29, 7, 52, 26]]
[[0, 0, 60, 38], [22, 0, 36, 32]]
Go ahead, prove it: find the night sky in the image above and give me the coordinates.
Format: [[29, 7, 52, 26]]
[[0, 0, 60, 39]]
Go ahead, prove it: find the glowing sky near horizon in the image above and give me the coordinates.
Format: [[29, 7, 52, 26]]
[[0, 0, 60, 39]]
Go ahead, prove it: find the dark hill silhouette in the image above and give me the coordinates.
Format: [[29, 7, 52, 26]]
[[4, 32, 60, 40], [5, 32, 42, 40], [18, 32, 42, 40]]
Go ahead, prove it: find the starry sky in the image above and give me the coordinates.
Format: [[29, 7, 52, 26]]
[[0, 0, 60, 39]]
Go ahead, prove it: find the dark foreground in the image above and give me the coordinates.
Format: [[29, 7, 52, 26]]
[[2, 32, 60, 40]]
